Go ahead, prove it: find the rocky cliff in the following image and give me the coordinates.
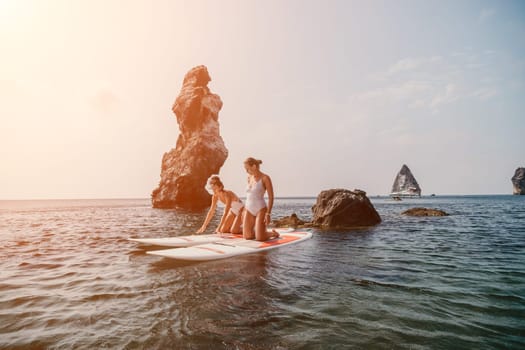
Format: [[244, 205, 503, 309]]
[[151, 65, 228, 210], [390, 164, 421, 197], [511, 167, 525, 195]]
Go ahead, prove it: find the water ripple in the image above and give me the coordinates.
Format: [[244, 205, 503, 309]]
[[0, 197, 524, 349]]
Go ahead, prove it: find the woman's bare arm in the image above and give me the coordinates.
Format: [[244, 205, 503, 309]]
[[197, 194, 218, 233]]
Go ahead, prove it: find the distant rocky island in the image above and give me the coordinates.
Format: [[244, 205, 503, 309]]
[[390, 164, 421, 198], [511, 167, 525, 195], [151, 65, 228, 210]]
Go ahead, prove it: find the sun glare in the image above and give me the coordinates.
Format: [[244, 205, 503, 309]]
[[0, 0, 32, 29], [0, 0, 16, 17]]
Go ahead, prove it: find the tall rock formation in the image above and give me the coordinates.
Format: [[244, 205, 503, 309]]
[[390, 164, 421, 197], [511, 167, 525, 195], [151, 65, 228, 210]]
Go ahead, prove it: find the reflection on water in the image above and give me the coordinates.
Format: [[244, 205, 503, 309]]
[[0, 197, 524, 349]]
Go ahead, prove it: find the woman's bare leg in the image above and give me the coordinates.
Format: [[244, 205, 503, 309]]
[[230, 209, 244, 234], [243, 211, 256, 240], [254, 208, 267, 241], [218, 213, 235, 233], [254, 208, 280, 241]]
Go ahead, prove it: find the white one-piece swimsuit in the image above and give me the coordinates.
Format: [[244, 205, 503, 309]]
[[230, 200, 244, 216], [245, 178, 267, 216]]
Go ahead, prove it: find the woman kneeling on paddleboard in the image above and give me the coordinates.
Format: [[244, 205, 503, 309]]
[[197, 176, 244, 234], [243, 157, 279, 241]]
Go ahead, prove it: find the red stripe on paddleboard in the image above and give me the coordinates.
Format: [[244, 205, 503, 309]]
[[258, 234, 300, 248], [195, 246, 226, 254]]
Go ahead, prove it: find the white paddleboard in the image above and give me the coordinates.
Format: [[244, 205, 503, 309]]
[[147, 231, 312, 261], [128, 227, 295, 248]]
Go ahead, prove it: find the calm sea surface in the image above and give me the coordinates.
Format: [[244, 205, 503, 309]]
[[0, 196, 524, 349]]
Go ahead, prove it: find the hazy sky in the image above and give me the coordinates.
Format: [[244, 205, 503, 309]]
[[1, 0, 524, 199]]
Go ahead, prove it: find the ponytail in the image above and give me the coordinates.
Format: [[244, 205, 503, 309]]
[[244, 157, 262, 168]]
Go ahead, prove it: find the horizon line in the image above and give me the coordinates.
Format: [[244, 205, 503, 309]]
[[0, 194, 519, 201]]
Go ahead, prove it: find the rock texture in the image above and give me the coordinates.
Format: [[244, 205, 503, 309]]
[[391, 164, 421, 197], [151, 65, 228, 210], [511, 167, 525, 195], [311, 189, 381, 228], [272, 213, 308, 228], [402, 208, 449, 216]]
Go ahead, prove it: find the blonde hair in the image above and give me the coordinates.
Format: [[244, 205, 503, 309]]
[[208, 175, 224, 189], [244, 157, 262, 168]]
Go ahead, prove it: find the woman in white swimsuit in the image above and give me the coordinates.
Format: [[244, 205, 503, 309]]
[[243, 157, 279, 241], [197, 176, 244, 234]]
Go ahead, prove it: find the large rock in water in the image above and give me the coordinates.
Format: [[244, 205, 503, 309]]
[[151, 65, 228, 210], [391, 164, 421, 197], [512, 167, 525, 195], [311, 189, 381, 228]]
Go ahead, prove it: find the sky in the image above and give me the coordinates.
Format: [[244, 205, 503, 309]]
[[1, 0, 524, 199]]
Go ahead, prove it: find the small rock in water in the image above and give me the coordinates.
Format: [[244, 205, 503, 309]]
[[402, 208, 449, 217], [272, 213, 307, 228]]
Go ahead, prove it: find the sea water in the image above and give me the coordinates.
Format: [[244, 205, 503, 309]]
[[0, 196, 524, 349]]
